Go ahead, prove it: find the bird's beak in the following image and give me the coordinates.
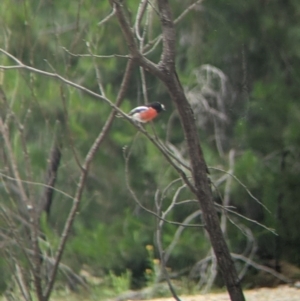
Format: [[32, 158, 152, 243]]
[[162, 104, 166, 111]]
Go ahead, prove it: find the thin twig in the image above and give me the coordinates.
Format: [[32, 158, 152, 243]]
[[60, 87, 83, 170], [1, 106, 44, 299], [15, 263, 31, 301], [123, 146, 203, 228], [135, 0, 148, 41], [154, 188, 181, 301], [143, 35, 162, 55], [156, 213, 182, 301], [164, 210, 202, 263], [62, 46, 130, 58], [0, 118, 29, 205], [86, 41, 106, 97], [236, 225, 257, 280], [164, 184, 186, 217], [231, 253, 292, 284], [210, 166, 271, 214], [98, 3, 116, 26], [0, 171, 74, 200], [109, 1, 163, 79], [220, 149, 235, 234], [174, 0, 203, 24], [203, 249, 217, 293], [143, 0, 203, 55], [225, 207, 277, 235]]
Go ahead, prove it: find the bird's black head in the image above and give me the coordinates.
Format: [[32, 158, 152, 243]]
[[148, 102, 166, 113]]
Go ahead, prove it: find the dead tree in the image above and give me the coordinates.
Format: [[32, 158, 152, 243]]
[[109, 1, 245, 300]]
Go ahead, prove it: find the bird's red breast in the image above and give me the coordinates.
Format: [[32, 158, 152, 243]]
[[138, 107, 158, 122], [128, 102, 165, 123]]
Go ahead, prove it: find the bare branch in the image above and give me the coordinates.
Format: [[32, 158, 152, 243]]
[[164, 184, 187, 217], [203, 249, 217, 293], [124, 145, 203, 228], [62, 46, 130, 58], [236, 225, 257, 281], [231, 253, 292, 284], [139, 66, 149, 103], [0, 171, 74, 200], [174, 0, 204, 24], [143, 0, 203, 55], [155, 206, 182, 301], [164, 210, 202, 263], [137, 127, 196, 193], [226, 206, 277, 235], [0, 118, 29, 206], [15, 263, 31, 301], [0, 108, 43, 298], [43, 58, 136, 300], [0, 207, 35, 270], [137, 4, 151, 103], [109, 1, 140, 58], [135, 0, 148, 41], [86, 41, 106, 97], [143, 35, 162, 55], [109, 1, 163, 79], [98, 3, 116, 26], [60, 87, 83, 170], [210, 166, 271, 214], [220, 149, 235, 233], [135, 1, 151, 104]]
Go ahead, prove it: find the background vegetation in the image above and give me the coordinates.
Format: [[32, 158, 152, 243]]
[[1, 0, 300, 298]]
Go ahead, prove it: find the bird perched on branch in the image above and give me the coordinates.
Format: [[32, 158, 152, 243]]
[[128, 102, 165, 123]]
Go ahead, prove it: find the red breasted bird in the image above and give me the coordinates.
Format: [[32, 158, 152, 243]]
[[128, 102, 165, 123]]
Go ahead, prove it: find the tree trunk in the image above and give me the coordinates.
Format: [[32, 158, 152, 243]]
[[111, 0, 245, 299], [163, 71, 245, 301]]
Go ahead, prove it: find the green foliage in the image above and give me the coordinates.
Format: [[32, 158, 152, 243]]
[[0, 257, 8, 293], [64, 212, 151, 275], [108, 269, 132, 294], [83, 269, 132, 299], [198, 0, 300, 265]]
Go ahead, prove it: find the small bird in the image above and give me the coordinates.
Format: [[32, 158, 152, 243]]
[[128, 102, 165, 123]]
